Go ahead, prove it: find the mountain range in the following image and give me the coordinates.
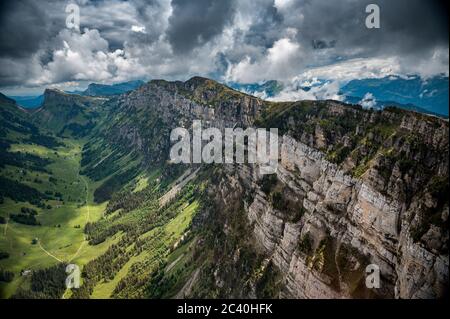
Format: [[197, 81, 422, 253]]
[[8, 80, 145, 109], [229, 75, 449, 117], [0, 77, 448, 299]]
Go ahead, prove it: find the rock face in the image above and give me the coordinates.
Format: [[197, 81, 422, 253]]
[[117, 77, 264, 127], [223, 133, 447, 299], [100, 77, 448, 298], [103, 77, 264, 164]]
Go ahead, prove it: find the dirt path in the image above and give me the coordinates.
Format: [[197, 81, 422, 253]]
[[38, 241, 64, 263]]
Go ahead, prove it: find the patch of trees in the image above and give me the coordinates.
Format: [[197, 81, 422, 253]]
[[0, 144, 52, 173], [0, 268, 14, 282], [9, 207, 40, 226], [81, 147, 126, 181], [255, 261, 282, 298], [0, 216, 6, 224], [21, 207, 38, 215], [145, 262, 171, 298], [12, 263, 67, 299], [0, 251, 10, 260], [45, 190, 63, 200], [71, 244, 131, 299], [0, 109, 39, 135], [61, 121, 95, 138], [105, 181, 160, 215], [23, 133, 63, 149], [85, 222, 131, 245], [0, 177, 48, 206], [270, 189, 300, 217], [10, 210, 40, 226], [106, 190, 141, 215], [93, 166, 140, 203], [291, 206, 305, 223]]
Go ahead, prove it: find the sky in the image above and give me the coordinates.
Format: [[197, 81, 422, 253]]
[[0, 0, 448, 96]]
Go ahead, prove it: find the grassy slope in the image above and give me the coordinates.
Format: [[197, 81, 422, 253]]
[[89, 187, 200, 298], [1, 130, 201, 298]]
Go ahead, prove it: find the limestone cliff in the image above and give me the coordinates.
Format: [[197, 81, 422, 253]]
[[95, 77, 449, 298]]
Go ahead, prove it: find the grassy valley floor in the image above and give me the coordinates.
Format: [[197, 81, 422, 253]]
[[0, 138, 110, 298]]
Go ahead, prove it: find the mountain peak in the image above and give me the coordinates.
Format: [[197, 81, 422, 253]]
[[185, 76, 215, 87], [42, 87, 93, 109], [43, 88, 68, 98], [143, 76, 259, 109]]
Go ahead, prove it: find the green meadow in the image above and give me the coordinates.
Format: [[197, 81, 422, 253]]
[[0, 138, 110, 298]]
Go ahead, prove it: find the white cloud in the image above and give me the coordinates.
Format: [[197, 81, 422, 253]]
[[29, 28, 145, 86], [131, 25, 146, 34], [225, 37, 304, 83], [400, 47, 449, 79], [267, 80, 342, 102], [296, 57, 402, 83], [359, 92, 378, 109], [276, 0, 298, 10], [254, 57, 404, 102]]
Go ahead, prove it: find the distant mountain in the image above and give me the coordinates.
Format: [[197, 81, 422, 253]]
[[340, 75, 449, 117], [228, 80, 283, 98], [9, 95, 44, 108], [7, 80, 145, 109], [81, 80, 145, 97], [32, 88, 106, 137], [343, 95, 446, 118], [229, 75, 449, 117]]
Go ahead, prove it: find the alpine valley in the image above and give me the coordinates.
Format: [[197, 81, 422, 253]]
[[0, 76, 448, 299]]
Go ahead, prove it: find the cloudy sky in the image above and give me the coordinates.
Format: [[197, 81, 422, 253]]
[[0, 0, 448, 95]]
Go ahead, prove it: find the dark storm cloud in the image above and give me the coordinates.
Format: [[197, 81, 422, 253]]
[[243, 3, 283, 49], [0, 0, 53, 58], [167, 0, 236, 54], [286, 0, 448, 57]]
